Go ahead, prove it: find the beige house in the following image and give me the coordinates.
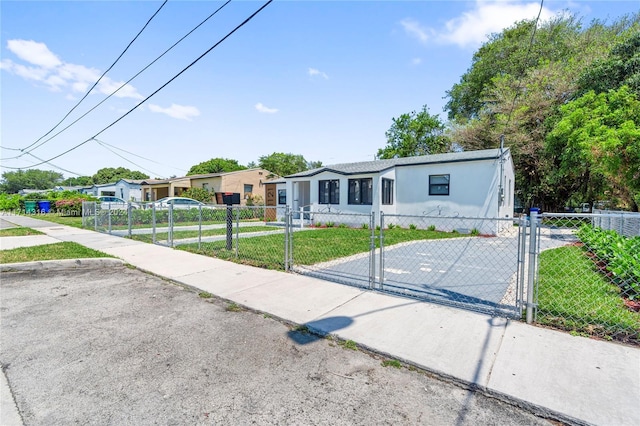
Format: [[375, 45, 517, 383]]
[[141, 169, 274, 205]]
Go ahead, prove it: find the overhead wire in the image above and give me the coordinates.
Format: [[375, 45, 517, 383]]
[[2, 0, 169, 153], [0, 0, 273, 170], [2, 0, 233, 160], [92, 138, 188, 174], [93, 139, 165, 178], [501, 0, 545, 135]]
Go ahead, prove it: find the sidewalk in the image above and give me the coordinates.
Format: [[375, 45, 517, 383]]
[[2, 215, 639, 426]]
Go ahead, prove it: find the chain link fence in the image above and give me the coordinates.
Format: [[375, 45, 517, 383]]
[[81, 203, 639, 344], [288, 211, 376, 288], [536, 213, 639, 344], [379, 213, 526, 317]]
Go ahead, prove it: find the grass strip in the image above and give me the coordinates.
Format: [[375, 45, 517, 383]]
[[0, 242, 113, 264], [128, 226, 281, 243], [0, 227, 45, 237], [537, 245, 639, 344], [178, 227, 463, 271]]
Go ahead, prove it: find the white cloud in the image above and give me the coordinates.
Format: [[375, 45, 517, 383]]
[[255, 102, 278, 114], [403, 1, 558, 48], [148, 103, 200, 121], [7, 39, 61, 68], [400, 18, 431, 44], [308, 67, 329, 80], [2, 39, 143, 99]]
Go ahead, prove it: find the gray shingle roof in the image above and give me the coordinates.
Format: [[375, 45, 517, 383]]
[[286, 148, 507, 178]]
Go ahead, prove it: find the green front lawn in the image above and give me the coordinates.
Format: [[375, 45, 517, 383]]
[[537, 245, 639, 344], [178, 227, 464, 270], [0, 227, 44, 237], [128, 226, 280, 243], [0, 242, 113, 264]]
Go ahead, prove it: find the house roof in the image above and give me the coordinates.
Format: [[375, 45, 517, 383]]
[[141, 168, 275, 185], [286, 148, 509, 178]]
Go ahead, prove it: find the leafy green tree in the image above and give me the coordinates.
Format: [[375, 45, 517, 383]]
[[547, 86, 640, 211], [578, 31, 640, 96], [60, 176, 93, 186], [181, 187, 214, 203], [92, 167, 149, 184], [187, 158, 246, 175], [377, 105, 450, 159], [258, 153, 318, 177], [0, 169, 63, 193]]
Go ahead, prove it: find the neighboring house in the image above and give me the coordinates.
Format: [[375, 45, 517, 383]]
[[83, 179, 143, 201], [18, 186, 89, 196], [140, 169, 273, 205], [282, 148, 515, 234]]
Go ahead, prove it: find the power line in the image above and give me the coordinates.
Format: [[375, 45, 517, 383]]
[[2, 0, 232, 160], [93, 139, 165, 178], [502, 0, 545, 135], [0, 0, 273, 170], [24, 153, 83, 177], [93, 138, 188, 174], [2, 1, 168, 154]]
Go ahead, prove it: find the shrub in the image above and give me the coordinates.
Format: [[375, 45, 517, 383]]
[[0, 193, 21, 211], [409, 224, 417, 230], [427, 225, 436, 231], [471, 228, 480, 236], [182, 187, 213, 203]]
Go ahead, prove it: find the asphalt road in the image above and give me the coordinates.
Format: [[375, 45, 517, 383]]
[[0, 264, 552, 425]]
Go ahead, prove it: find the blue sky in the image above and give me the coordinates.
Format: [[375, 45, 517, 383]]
[[1, 0, 638, 179]]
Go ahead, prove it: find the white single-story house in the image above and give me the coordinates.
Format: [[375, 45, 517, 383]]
[[83, 179, 143, 201], [280, 148, 515, 234]]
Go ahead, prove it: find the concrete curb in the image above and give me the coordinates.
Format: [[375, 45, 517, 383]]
[[0, 258, 125, 273]]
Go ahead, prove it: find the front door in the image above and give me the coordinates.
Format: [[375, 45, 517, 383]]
[[264, 183, 277, 221]]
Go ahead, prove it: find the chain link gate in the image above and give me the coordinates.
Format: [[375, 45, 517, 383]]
[[377, 212, 527, 318], [286, 209, 377, 289]]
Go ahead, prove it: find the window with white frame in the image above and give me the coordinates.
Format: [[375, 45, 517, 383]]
[[429, 174, 450, 196], [278, 189, 286, 204], [381, 178, 394, 205], [348, 178, 372, 205], [244, 184, 253, 199], [319, 180, 339, 204]]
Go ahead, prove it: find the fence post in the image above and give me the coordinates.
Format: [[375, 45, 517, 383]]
[[107, 206, 112, 234], [379, 212, 385, 290], [369, 212, 376, 289], [284, 206, 290, 271], [94, 202, 98, 231], [299, 207, 304, 229], [168, 203, 174, 247], [235, 207, 240, 258], [198, 204, 202, 250], [127, 202, 132, 238], [152, 204, 157, 244], [526, 211, 539, 323], [518, 214, 527, 315]]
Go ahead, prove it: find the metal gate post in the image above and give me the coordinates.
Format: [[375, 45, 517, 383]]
[[198, 204, 202, 250], [127, 202, 132, 238], [168, 204, 174, 247], [152, 204, 157, 244], [369, 212, 376, 289], [94, 202, 98, 231], [517, 214, 527, 315], [379, 212, 385, 290], [284, 206, 290, 271], [235, 207, 240, 258], [108, 207, 112, 234], [526, 211, 539, 323]]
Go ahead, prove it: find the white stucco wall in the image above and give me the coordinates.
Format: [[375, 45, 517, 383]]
[[115, 180, 142, 202]]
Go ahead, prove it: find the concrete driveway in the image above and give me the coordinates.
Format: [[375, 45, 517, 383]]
[[0, 262, 550, 426]]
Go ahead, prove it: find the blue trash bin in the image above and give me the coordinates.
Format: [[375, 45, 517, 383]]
[[37, 200, 51, 213], [529, 207, 541, 215]]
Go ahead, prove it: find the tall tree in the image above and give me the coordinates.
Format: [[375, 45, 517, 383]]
[[92, 167, 149, 184], [258, 153, 319, 177], [547, 86, 640, 211], [0, 169, 63, 193], [187, 158, 246, 175], [377, 105, 450, 159], [60, 176, 93, 186]]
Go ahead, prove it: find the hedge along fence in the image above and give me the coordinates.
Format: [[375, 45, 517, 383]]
[[0, 191, 98, 215]]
